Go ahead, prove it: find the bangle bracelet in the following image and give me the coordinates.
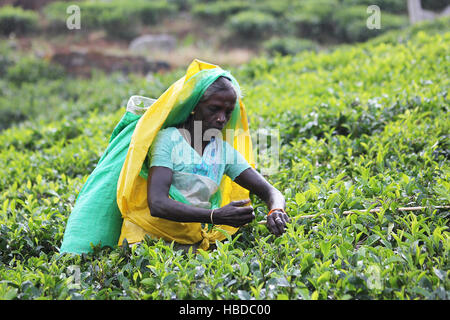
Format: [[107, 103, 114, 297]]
[[210, 208, 215, 224], [268, 208, 285, 216]]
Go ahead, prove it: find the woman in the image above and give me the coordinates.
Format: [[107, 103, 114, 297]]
[[60, 59, 288, 254], [117, 60, 289, 251], [147, 76, 289, 240]]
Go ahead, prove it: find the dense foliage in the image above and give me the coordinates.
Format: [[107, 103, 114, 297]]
[[0, 19, 449, 300], [1, 0, 416, 45], [43, 0, 177, 39], [0, 5, 38, 36], [192, 0, 409, 44]]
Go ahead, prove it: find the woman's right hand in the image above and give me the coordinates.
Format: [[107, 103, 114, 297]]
[[213, 199, 255, 227]]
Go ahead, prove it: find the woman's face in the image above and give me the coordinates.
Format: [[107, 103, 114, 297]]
[[193, 89, 236, 132]]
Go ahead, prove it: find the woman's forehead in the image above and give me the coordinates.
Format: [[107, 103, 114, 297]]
[[202, 90, 236, 107]]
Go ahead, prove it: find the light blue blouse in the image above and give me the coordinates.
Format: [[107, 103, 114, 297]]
[[139, 127, 251, 208]]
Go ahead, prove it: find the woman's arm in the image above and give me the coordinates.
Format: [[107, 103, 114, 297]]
[[147, 166, 211, 223], [147, 166, 255, 227], [234, 167, 289, 236]]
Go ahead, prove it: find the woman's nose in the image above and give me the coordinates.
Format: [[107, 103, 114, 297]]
[[216, 113, 226, 124]]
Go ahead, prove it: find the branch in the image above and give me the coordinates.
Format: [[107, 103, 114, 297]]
[[257, 205, 450, 225]]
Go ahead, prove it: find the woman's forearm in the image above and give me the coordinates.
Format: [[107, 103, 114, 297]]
[[264, 187, 286, 211], [233, 167, 286, 213], [150, 197, 212, 224], [147, 166, 212, 224]]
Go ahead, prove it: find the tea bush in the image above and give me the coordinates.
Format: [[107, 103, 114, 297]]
[[0, 21, 449, 300], [5, 57, 65, 86], [226, 10, 278, 41], [192, 1, 251, 23], [43, 0, 176, 39], [341, 0, 407, 14], [0, 5, 39, 36], [368, 15, 450, 45], [421, 0, 450, 11], [263, 37, 318, 56], [333, 5, 407, 42], [0, 50, 179, 130], [286, 0, 339, 40], [192, 0, 293, 22], [40, 0, 413, 45]]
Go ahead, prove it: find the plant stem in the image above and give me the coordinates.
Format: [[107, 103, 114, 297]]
[[258, 205, 450, 224]]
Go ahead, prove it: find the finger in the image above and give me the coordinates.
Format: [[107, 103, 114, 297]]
[[272, 212, 287, 235], [273, 212, 289, 227], [268, 214, 282, 236], [233, 212, 255, 227], [281, 213, 290, 225], [266, 217, 278, 235], [239, 209, 255, 221], [244, 212, 256, 224], [279, 213, 290, 228], [231, 199, 251, 206], [274, 215, 285, 235], [238, 206, 254, 215]]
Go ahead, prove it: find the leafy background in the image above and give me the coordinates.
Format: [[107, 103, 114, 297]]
[[0, 0, 449, 300]]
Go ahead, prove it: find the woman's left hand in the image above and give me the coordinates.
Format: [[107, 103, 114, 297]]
[[267, 210, 290, 236], [232, 167, 289, 236]]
